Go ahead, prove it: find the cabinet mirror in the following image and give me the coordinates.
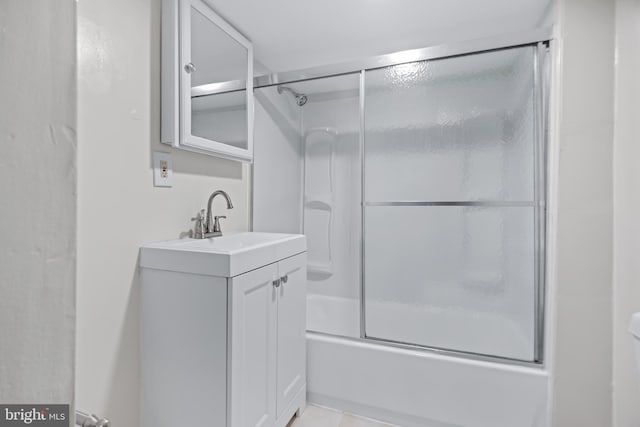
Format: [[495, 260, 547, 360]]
[[162, 0, 254, 161]]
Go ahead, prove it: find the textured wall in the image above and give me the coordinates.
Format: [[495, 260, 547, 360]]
[[75, 0, 250, 425], [613, 0, 640, 425], [0, 0, 77, 413], [551, 0, 615, 425]]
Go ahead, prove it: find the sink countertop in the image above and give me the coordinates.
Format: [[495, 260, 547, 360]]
[[140, 232, 306, 277]]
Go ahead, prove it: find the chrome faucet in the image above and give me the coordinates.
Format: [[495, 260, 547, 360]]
[[193, 190, 233, 239]]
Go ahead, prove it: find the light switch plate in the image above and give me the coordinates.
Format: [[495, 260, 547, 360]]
[[153, 151, 173, 187]]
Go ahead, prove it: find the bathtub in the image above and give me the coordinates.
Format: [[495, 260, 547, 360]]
[[305, 295, 549, 427]]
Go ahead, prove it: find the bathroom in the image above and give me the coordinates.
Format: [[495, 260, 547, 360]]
[[1, 0, 640, 426]]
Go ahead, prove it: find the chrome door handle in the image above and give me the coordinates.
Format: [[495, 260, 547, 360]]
[[281, 275, 288, 283], [273, 279, 281, 288], [184, 62, 196, 73]]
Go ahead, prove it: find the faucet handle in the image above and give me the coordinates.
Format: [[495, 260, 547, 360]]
[[191, 209, 206, 222], [213, 215, 227, 233], [191, 209, 206, 239]]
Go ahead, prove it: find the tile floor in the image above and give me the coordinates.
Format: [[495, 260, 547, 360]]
[[286, 405, 397, 427]]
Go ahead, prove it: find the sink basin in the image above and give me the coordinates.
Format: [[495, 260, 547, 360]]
[[140, 232, 306, 277]]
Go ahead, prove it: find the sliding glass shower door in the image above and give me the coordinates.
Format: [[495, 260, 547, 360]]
[[363, 46, 545, 361], [253, 40, 548, 363]]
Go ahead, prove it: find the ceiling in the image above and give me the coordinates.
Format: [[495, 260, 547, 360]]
[[205, 0, 553, 74]]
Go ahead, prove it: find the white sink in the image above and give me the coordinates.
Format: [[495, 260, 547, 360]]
[[140, 232, 306, 277]]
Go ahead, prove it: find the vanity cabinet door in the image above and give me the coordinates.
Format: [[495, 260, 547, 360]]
[[275, 253, 307, 418], [229, 263, 278, 427]]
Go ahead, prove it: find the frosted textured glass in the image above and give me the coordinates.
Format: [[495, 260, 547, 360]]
[[364, 47, 535, 202], [364, 206, 535, 360], [363, 46, 539, 361]]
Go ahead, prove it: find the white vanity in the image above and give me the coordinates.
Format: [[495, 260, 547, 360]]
[[140, 232, 307, 427]]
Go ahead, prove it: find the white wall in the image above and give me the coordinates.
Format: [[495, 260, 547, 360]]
[[551, 0, 615, 425], [613, 0, 640, 425], [76, 0, 250, 425], [0, 0, 76, 411]]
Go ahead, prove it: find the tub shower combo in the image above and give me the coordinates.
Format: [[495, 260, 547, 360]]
[[253, 30, 551, 427]]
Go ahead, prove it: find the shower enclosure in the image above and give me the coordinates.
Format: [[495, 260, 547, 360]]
[[253, 30, 551, 427]]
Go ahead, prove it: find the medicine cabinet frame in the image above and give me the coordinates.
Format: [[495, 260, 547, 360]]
[[161, 0, 254, 162]]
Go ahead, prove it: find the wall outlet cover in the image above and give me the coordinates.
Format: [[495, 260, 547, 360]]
[[153, 151, 173, 187]]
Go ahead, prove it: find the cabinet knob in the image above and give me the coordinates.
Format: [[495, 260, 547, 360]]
[[272, 279, 280, 288], [184, 62, 196, 74], [281, 275, 288, 284]]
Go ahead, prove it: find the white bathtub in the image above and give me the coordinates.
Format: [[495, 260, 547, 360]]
[[305, 295, 549, 427]]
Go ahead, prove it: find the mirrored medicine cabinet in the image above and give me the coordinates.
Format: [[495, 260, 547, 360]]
[[161, 0, 254, 162]]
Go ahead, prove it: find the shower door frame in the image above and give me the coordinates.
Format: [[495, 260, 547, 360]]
[[251, 27, 552, 367]]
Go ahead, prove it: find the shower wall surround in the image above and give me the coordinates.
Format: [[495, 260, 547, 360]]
[[301, 75, 362, 337], [254, 74, 362, 337], [252, 86, 304, 234]]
